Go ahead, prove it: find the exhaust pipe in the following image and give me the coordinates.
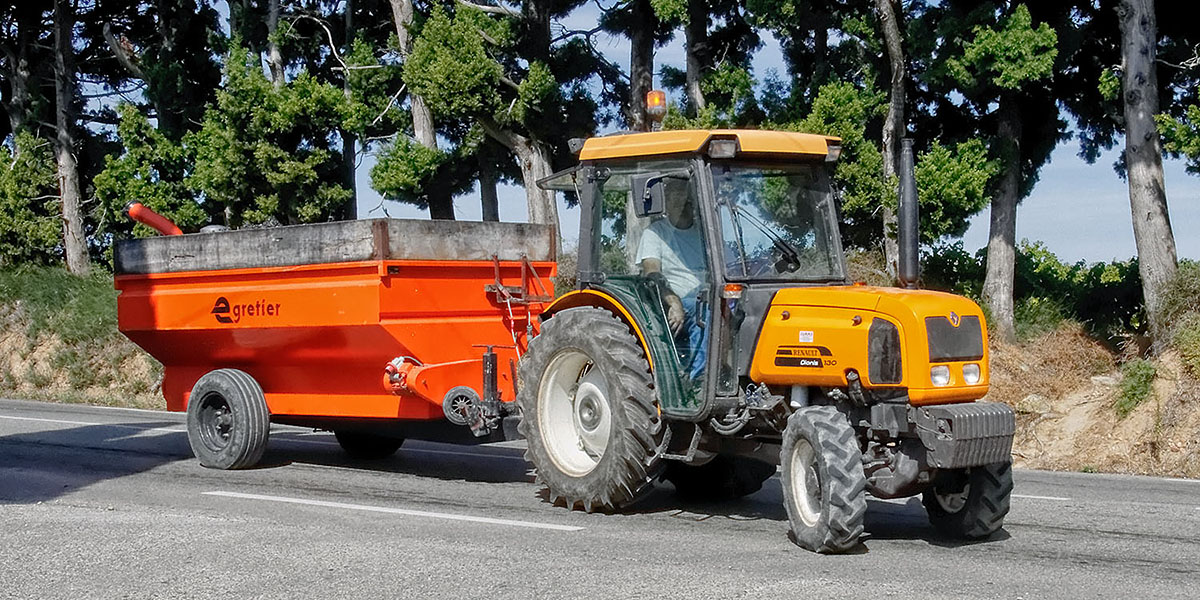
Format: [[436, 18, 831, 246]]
[[897, 139, 919, 289]]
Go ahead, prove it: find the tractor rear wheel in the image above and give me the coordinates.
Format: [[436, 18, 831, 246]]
[[663, 455, 777, 501], [186, 369, 270, 470], [334, 431, 403, 460], [923, 461, 1013, 539], [780, 405, 867, 553], [517, 307, 664, 512]]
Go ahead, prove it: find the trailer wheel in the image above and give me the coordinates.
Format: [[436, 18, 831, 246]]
[[517, 307, 663, 512], [923, 461, 1013, 539], [663, 455, 777, 501], [780, 406, 867, 553], [333, 431, 404, 460], [186, 369, 270, 470]]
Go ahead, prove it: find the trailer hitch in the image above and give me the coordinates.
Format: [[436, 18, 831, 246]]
[[464, 344, 516, 438]]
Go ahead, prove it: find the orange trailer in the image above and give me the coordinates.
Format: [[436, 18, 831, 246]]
[[115, 218, 555, 466]]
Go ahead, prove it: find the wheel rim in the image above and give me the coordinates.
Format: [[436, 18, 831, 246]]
[[538, 349, 612, 477], [789, 439, 822, 527], [934, 474, 971, 514], [197, 392, 234, 453]]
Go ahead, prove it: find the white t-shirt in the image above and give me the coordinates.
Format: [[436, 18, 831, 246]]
[[636, 218, 707, 298]]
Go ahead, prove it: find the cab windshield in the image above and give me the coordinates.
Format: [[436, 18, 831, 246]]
[[711, 162, 845, 282]]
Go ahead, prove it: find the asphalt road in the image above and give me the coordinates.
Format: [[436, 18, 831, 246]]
[[2, 397, 1199, 599]]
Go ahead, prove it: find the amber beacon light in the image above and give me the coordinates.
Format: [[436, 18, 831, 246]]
[[646, 90, 667, 130]]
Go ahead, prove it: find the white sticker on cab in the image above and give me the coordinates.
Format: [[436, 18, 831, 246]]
[[798, 331, 815, 343]]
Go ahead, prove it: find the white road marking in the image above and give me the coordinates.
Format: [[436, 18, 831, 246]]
[[0, 414, 186, 434], [1013, 494, 1071, 501], [1162, 477, 1200, 484], [202, 491, 583, 532]]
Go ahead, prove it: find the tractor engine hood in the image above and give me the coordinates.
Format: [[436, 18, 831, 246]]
[[749, 285, 990, 405]]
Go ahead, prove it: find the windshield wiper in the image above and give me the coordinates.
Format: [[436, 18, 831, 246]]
[[722, 200, 804, 273]]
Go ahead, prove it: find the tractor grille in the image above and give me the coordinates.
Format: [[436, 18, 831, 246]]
[[925, 315, 984, 362]]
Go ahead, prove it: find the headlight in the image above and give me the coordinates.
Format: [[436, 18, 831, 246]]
[[930, 365, 951, 386], [962, 363, 981, 384]]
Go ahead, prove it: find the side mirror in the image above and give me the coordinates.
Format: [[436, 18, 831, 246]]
[[631, 172, 665, 217]]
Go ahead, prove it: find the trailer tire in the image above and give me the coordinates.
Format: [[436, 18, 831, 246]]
[[923, 461, 1013, 539], [664, 455, 777, 501], [186, 369, 270, 470], [518, 307, 664, 512], [333, 431, 404, 460], [780, 406, 867, 554]]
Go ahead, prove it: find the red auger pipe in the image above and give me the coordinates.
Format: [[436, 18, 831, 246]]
[[124, 201, 182, 236]]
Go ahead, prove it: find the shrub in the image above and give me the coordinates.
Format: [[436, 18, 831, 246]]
[[1159, 260, 1200, 325], [1014, 296, 1068, 341], [1115, 358, 1156, 418], [1171, 311, 1200, 378]]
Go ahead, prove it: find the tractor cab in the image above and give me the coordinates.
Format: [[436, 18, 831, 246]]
[[540, 129, 846, 418]]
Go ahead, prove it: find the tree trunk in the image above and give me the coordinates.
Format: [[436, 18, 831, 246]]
[[2, 4, 41, 140], [982, 98, 1021, 343], [389, 0, 442, 221], [266, 0, 284, 86], [341, 0, 357, 219], [1117, 0, 1177, 344], [479, 155, 499, 221], [628, 0, 655, 131], [876, 0, 905, 280], [684, 0, 707, 113], [53, 0, 88, 275]]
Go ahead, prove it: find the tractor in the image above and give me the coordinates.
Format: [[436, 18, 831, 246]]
[[522, 126, 1014, 553]]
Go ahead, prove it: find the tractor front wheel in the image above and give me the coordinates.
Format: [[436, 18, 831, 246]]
[[780, 406, 867, 553], [517, 307, 663, 512], [186, 369, 270, 470], [923, 462, 1013, 539]]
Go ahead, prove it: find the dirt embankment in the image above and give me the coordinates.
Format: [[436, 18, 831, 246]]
[[988, 325, 1200, 478], [0, 302, 164, 410]]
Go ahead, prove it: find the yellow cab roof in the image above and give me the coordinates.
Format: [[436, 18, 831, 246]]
[[578, 129, 840, 161]]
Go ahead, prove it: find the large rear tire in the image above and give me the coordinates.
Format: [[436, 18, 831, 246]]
[[923, 461, 1013, 539], [663, 455, 777, 501], [334, 431, 403, 460], [780, 406, 867, 553], [517, 307, 664, 512], [186, 369, 270, 470]]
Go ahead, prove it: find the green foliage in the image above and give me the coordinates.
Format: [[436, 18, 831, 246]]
[[1098, 68, 1122, 102], [923, 241, 1143, 341], [663, 63, 760, 129], [946, 5, 1058, 93], [649, 0, 687, 23], [1157, 104, 1200, 175], [789, 81, 887, 249], [187, 45, 352, 225], [0, 133, 60, 265], [914, 139, 998, 241], [370, 137, 447, 205], [1014, 296, 1068, 341], [1159, 260, 1200, 325], [1171, 312, 1200, 378], [94, 105, 208, 239], [0, 265, 119, 344], [1116, 358, 1156, 418], [404, 7, 506, 120]]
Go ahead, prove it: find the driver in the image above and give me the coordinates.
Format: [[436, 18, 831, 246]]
[[636, 177, 708, 381]]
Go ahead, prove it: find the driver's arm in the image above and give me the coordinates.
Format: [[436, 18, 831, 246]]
[[641, 258, 685, 334]]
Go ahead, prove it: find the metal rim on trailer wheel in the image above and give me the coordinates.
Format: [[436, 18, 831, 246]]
[[195, 391, 235, 454]]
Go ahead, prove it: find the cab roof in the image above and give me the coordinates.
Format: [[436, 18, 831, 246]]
[[578, 129, 840, 161]]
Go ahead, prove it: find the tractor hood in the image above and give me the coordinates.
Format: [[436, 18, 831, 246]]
[[752, 285, 990, 404]]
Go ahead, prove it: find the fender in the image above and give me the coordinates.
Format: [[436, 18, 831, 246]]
[[543, 282, 705, 420]]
